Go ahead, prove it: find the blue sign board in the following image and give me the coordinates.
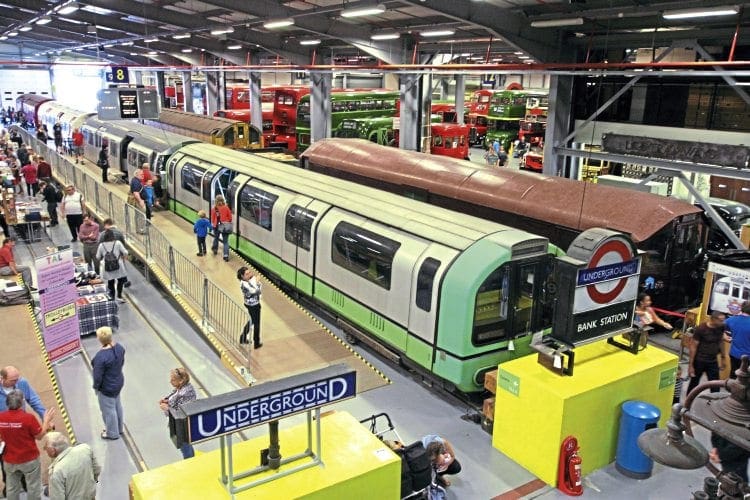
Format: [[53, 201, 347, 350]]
[[577, 259, 639, 286], [180, 365, 356, 443], [106, 66, 129, 83]]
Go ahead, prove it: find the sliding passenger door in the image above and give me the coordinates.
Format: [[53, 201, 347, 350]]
[[279, 197, 329, 295]]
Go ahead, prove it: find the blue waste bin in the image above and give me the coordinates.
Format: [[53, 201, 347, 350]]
[[615, 400, 661, 479]]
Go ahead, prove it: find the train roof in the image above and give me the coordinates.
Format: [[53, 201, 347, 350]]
[[84, 116, 199, 150], [16, 94, 52, 107], [156, 108, 242, 133], [300, 139, 703, 244], [38, 101, 95, 122], [175, 142, 546, 251]]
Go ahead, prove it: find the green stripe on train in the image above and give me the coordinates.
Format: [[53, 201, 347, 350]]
[[313, 281, 408, 353]]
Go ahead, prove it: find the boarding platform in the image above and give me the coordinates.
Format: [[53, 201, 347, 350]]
[[19, 129, 389, 392]]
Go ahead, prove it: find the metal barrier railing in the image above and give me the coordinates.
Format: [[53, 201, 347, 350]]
[[205, 279, 248, 347], [16, 127, 250, 364], [172, 251, 204, 303]]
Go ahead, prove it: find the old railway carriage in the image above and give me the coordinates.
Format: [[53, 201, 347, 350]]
[[300, 139, 704, 309], [166, 142, 562, 392], [142, 108, 263, 150]]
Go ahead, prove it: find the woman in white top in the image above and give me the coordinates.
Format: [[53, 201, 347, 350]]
[[96, 229, 129, 303], [60, 184, 85, 242]]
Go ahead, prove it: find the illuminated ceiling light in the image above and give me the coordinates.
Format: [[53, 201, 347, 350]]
[[0, 36, 7, 40], [420, 29, 455, 37], [663, 6, 739, 19], [129, 52, 139, 56], [341, 3, 386, 18], [181, 48, 192, 53], [227, 44, 242, 50], [210, 26, 234, 35], [370, 31, 400, 40], [19, 26, 32, 32], [263, 18, 294, 29], [36, 16, 52, 25], [299, 39, 321, 45], [103, 43, 114, 48], [172, 33, 191, 39], [57, 1, 79, 15], [148, 51, 158, 55], [144, 37, 158, 43], [530, 17, 584, 28], [7, 31, 18, 37], [121, 41, 134, 46]]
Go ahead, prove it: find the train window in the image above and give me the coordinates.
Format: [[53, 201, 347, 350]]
[[237, 125, 246, 140], [239, 185, 278, 230], [223, 128, 235, 147], [472, 266, 509, 344], [180, 163, 205, 197], [416, 258, 440, 312], [331, 222, 401, 290], [285, 204, 317, 251], [433, 136, 443, 147]]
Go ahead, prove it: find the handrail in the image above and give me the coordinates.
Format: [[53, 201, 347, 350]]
[[16, 127, 251, 368]]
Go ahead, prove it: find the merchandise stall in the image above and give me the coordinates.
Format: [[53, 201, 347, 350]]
[[74, 264, 118, 335]]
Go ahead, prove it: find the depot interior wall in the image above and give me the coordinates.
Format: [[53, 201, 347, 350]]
[[492, 340, 677, 486], [0, 69, 51, 110]]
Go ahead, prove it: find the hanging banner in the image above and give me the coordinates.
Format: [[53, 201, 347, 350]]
[[36, 249, 81, 363]]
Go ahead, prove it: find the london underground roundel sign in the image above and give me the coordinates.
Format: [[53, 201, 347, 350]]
[[567, 229, 640, 315]]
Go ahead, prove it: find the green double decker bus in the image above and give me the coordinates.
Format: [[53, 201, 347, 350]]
[[296, 90, 400, 152], [485, 89, 548, 150]]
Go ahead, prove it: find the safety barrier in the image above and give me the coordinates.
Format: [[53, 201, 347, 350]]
[[17, 128, 251, 363]]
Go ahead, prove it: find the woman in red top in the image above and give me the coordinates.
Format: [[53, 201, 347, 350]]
[[20, 160, 38, 196], [211, 195, 233, 261]]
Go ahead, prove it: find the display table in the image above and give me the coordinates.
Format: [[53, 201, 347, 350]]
[[76, 294, 118, 335], [491, 339, 677, 486], [129, 411, 401, 500], [13, 199, 49, 243]]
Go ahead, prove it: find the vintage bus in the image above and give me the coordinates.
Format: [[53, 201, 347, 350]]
[[333, 116, 469, 159], [466, 89, 493, 145], [485, 89, 548, 151], [296, 90, 400, 152], [270, 86, 310, 151]]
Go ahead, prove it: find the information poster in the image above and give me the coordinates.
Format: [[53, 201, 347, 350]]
[[707, 262, 750, 315], [36, 250, 81, 363]]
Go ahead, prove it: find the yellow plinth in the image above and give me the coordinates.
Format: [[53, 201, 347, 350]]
[[130, 411, 400, 499], [492, 340, 677, 486]]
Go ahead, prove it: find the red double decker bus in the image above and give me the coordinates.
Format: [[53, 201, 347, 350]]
[[270, 86, 310, 151], [466, 89, 493, 145]]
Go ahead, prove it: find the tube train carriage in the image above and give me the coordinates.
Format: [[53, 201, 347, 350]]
[[166, 142, 563, 393], [142, 108, 263, 150], [23, 108, 578, 393], [300, 139, 706, 310]]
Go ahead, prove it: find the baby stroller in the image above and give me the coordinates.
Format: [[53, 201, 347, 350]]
[[360, 413, 447, 499]]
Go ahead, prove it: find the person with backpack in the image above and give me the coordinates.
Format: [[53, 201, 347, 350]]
[[95, 229, 128, 303], [38, 180, 60, 226]]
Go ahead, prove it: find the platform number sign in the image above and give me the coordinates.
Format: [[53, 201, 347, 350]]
[[106, 66, 129, 84], [550, 229, 641, 346]]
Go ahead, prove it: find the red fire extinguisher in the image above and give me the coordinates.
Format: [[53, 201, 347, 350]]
[[557, 435, 583, 496]]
